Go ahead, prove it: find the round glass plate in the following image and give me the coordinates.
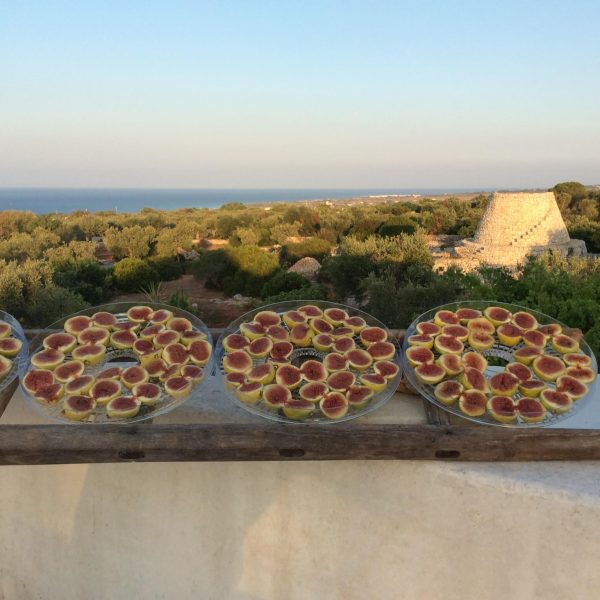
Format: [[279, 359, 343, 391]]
[[20, 302, 213, 424], [216, 300, 403, 424], [0, 310, 29, 395], [402, 301, 598, 427]]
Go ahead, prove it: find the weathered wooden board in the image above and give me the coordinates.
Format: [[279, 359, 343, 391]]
[[2, 423, 600, 465]]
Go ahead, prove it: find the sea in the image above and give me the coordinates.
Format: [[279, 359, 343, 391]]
[[0, 187, 488, 214]]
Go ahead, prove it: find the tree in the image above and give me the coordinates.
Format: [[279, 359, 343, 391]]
[[235, 227, 261, 246], [270, 221, 301, 245], [113, 258, 158, 292], [104, 225, 157, 259], [155, 222, 198, 256]]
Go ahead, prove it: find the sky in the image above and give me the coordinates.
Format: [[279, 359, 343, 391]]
[[1, 0, 599, 189]]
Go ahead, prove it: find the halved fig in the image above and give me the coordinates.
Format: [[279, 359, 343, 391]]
[[275, 364, 302, 389], [331, 327, 354, 339], [434, 335, 463, 355], [262, 383, 291, 410], [0, 355, 11, 379], [488, 396, 517, 423], [54, 360, 85, 382], [441, 325, 469, 341], [153, 330, 181, 348], [455, 307, 482, 322], [181, 364, 204, 383], [360, 372, 387, 392], [298, 304, 323, 318], [90, 378, 121, 404], [327, 370, 356, 392], [323, 307, 349, 326], [496, 323, 522, 346], [343, 316, 367, 333], [235, 381, 262, 404], [23, 369, 54, 395], [300, 360, 327, 382], [467, 317, 495, 335], [563, 353, 592, 367], [313, 333, 334, 352], [132, 382, 162, 405], [224, 372, 246, 390], [512, 311, 538, 331], [517, 398, 546, 423], [552, 334, 579, 354], [374, 360, 400, 380], [121, 365, 149, 389], [523, 330, 547, 349], [113, 321, 139, 332], [462, 352, 487, 372], [189, 340, 212, 366], [539, 323, 562, 336], [518, 379, 546, 397], [434, 310, 459, 326], [299, 381, 328, 403], [78, 327, 109, 346], [565, 366, 596, 384], [289, 324, 312, 347], [414, 363, 445, 385], [110, 330, 138, 349], [0, 337, 22, 358], [97, 366, 122, 380], [368, 341, 396, 361], [346, 348, 373, 370], [540, 390, 572, 414], [64, 315, 92, 335], [239, 321, 266, 340], [246, 336, 272, 359], [223, 350, 252, 374], [254, 310, 281, 328], [512, 346, 541, 365], [416, 322, 441, 336], [0, 322, 11, 338], [434, 380, 463, 405], [333, 337, 355, 353], [346, 385, 374, 408], [180, 330, 207, 346], [31, 348, 64, 370], [266, 325, 289, 342], [532, 355, 565, 382], [323, 353, 349, 372], [459, 367, 488, 392], [320, 392, 349, 419], [167, 317, 193, 333], [282, 310, 307, 328], [144, 358, 167, 378], [127, 306, 153, 323], [92, 311, 119, 329], [407, 334, 434, 349], [282, 398, 314, 420], [106, 395, 141, 418], [310, 318, 334, 335], [149, 309, 173, 325], [505, 362, 532, 383], [437, 353, 463, 376], [133, 339, 161, 361], [164, 375, 193, 399], [489, 372, 519, 396], [65, 375, 95, 395], [458, 390, 487, 417], [163, 343, 189, 366], [43, 332, 77, 353], [158, 364, 181, 382], [484, 306, 511, 326], [556, 375, 588, 400], [247, 363, 275, 385], [405, 346, 434, 367], [64, 395, 96, 420], [360, 326, 388, 346], [35, 383, 64, 404], [222, 334, 249, 353], [270, 341, 294, 361], [72, 344, 105, 365], [467, 331, 495, 351]]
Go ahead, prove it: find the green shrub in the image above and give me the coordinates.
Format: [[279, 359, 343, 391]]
[[378, 217, 416, 236], [227, 245, 279, 278], [260, 271, 309, 299], [25, 286, 89, 327], [283, 238, 332, 262], [147, 256, 185, 281], [263, 283, 327, 304], [113, 258, 158, 292], [53, 261, 113, 305]]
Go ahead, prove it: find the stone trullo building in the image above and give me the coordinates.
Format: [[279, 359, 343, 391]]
[[432, 191, 587, 272]]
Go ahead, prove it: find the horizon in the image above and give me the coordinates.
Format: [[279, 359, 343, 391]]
[[1, 1, 599, 189]]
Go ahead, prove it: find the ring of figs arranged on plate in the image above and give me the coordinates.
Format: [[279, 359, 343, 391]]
[[21, 305, 212, 423], [0, 316, 25, 386], [218, 303, 401, 423], [404, 303, 597, 426]]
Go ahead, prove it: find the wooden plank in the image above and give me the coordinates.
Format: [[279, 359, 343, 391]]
[[1, 423, 600, 465]]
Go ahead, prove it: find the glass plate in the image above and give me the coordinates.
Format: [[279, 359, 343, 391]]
[[402, 301, 598, 427], [0, 310, 29, 396], [216, 300, 403, 424], [20, 302, 213, 424]]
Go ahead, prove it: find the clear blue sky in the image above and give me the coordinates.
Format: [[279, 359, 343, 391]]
[[1, 0, 599, 189]]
